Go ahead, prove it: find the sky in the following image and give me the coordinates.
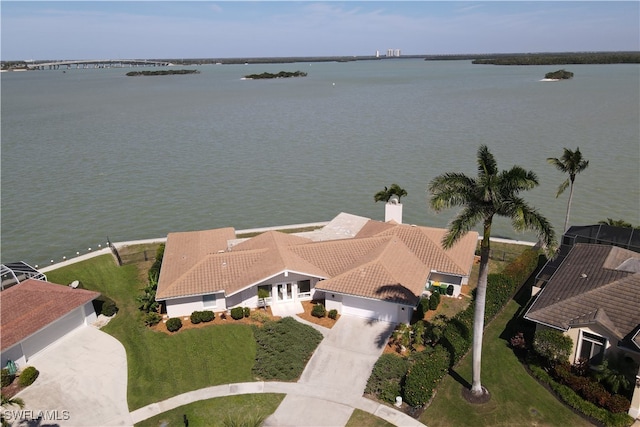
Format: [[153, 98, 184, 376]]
[[1, 1, 639, 60]]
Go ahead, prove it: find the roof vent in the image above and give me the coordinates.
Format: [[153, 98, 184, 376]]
[[580, 273, 587, 278]]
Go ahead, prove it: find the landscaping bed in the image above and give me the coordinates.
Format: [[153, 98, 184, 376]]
[[297, 300, 339, 328]]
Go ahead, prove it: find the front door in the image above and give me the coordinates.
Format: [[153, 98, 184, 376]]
[[278, 283, 292, 301]]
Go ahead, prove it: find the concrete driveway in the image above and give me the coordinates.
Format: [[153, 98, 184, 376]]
[[264, 315, 395, 426], [12, 326, 130, 427]]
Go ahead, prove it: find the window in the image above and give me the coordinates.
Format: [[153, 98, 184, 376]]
[[298, 280, 311, 293], [203, 294, 217, 309], [578, 331, 606, 365]]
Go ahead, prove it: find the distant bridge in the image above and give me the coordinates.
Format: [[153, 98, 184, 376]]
[[27, 59, 174, 70]]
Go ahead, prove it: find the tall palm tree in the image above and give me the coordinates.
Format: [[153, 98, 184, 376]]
[[547, 147, 589, 232], [428, 145, 556, 397]]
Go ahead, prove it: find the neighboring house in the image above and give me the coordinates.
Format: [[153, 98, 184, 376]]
[[155, 213, 478, 324], [524, 243, 640, 419], [0, 278, 100, 368]]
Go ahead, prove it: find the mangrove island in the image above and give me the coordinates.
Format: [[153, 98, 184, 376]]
[[243, 71, 308, 79], [126, 69, 200, 77], [544, 69, 574, 80]]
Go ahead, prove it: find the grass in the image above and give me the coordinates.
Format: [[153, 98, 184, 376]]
[[45, 255, 257, 411], [420, 299, 593, 427], [345, 409, 395, 427], [134, 394, 285, 427]]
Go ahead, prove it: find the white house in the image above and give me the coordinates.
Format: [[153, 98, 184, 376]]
[[155, 213, 478, 324]]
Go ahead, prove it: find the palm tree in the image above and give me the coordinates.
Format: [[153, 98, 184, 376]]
[[428, 145, 556, 397], [547, 147, 589, 232], [1, 394, 25, 427], [374, 184, 408, 203], [598, 218, 635, 228]]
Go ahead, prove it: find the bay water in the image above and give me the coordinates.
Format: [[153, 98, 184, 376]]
[[2, 59, 638, 267]]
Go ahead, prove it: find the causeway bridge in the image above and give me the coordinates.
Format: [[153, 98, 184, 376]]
[[27, 59, 174, 70]]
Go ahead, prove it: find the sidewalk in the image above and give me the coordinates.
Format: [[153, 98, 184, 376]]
[[129, 381, 424, 427]]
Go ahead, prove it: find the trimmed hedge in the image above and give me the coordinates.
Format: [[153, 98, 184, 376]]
[[311, 303, 326, 318], [190, 310, 215, 324], [166, 317, 182, 332], [429, 292, 441, 310], [18, 366, 39, 387], [230, 307, 245, 320], [328, 309, 338, 320]]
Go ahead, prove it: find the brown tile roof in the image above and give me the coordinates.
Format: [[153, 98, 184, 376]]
[[525, 244, 640, 345], [156, 218, 478, 304], [0, 279, 100, 350]]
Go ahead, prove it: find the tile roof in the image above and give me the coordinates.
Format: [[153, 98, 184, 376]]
[[525, 244, 640, 347], [156, 216, 478, 305], [0, 279, 100, 350]]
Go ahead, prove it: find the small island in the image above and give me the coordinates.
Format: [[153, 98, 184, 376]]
[[243, 70, 307, 79], [126, 69, 199, 77], [544, 69, 574, 80]]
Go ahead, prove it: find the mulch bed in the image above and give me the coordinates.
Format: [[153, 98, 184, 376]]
[[149, 300, 339, 334], [1, 381, 25, 398]]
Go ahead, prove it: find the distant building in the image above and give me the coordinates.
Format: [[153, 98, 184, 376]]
[[376, 50, 380, 58], [386, 49, 401, 57]]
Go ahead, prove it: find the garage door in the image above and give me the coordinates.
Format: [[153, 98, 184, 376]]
[[342, 295, 399, 323], [22, 308, 84, 361]]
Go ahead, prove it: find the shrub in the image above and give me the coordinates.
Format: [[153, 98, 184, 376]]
[[100, 298, 118, 317], [200, 310, 215, 322], [446, 285, 454, 296], [418, 297, 430, 318], [1, 369, 14, 387], [190, 310, 214, 324], [311, 303, 326, 318], [403, 345, 450, 406], [366, 353, 409, 403], [250, 311, 270, 324], [429, 292, 440, 310], [243, 307, 251, 318], [533, 329, 573, 365], [18, 366, 39, 387], [328, 309, 338, 320], [166, 317, 182, 332], [144, 312, 162, 326], [230, 307, 245, 320]]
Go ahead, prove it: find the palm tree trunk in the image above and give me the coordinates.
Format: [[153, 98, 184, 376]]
[[471, 222, 491, 395], [564, 181, 575, 232]]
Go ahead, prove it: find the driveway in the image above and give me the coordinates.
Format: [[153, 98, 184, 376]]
[[264, 315, 396, 426], [12, 326, 130, 427]]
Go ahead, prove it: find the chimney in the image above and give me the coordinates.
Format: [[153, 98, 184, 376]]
[[385, 195, 403, 223]]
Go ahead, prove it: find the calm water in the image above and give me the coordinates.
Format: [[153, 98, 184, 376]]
[[2, 60, 639, 266]]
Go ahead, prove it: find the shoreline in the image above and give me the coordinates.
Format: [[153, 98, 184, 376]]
[[38, 221, 535, 274]]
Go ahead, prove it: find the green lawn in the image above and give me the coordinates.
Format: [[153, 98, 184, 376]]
[[420, 299, 593, 427], [46, 255, 256, 411], [135, 394, 285, 427], [345, 409, 395, 427]]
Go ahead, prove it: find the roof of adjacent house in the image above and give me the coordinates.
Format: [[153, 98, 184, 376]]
[[525, 243, 640, 349], [0, 279, 100, 351], [156, 214, 478, 306]]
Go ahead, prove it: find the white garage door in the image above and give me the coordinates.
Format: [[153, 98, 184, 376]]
[[22, 308, 84, 361], [342, 295, 399, 323]]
